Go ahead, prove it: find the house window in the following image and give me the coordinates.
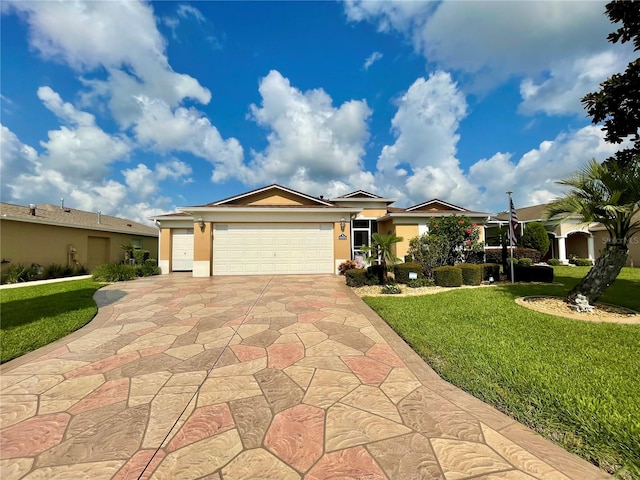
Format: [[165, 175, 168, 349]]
[[131, 239, 142, 249], [352, 219, 378, 259]]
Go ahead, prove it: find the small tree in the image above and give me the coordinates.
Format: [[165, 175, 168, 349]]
[[407, 234, 449, 279], [429, 215, 484, 265], [520, 222, 550, 257], [361, 232, 403, 283]]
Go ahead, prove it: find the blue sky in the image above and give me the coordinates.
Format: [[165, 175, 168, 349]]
[[1, 1, 635, 224]]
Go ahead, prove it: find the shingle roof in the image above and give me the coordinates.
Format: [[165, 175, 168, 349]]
[[0, 202, 157, 236], [495, 203, 554, 222]]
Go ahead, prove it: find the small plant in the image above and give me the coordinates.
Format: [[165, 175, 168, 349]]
[[548, 258, 561, 266], [136, 259, 161, 277], [338, 260, 357, 275], [1, 263, 40, 284], [573, 258, 593, 266], [381, 284, 402, 294], [407, 278, 435, 288], [518, 257, 533, 266]]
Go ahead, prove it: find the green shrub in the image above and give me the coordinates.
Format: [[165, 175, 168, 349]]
[[92, 263, 137, 282], [521, 221, 550, 257], [133, 249, 150, 265], [518, 257, 533, 266], [381, 284, 402, 294], [1, 263, 40, 284], [458, 263, 482, 286], [407, 234, 449, 278], [433, 266, 462, 287], [136, 259, 160, 277], [481, 263, 501, 282], [367, 264, 385, 285], [345, 268, 379, 287], [338, 260, 357, 275], [407, 278, 435, 288], [509, 265, 554, 283], [572, 258, 593, 266], [547, 258, 561, 266], [393, 262, 424, 283]]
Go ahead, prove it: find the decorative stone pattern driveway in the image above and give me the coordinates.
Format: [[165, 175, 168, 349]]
[[0, 274, 609, 480]]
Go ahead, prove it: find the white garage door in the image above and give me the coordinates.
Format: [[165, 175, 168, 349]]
[[213, 224, 334, 275], [172, 229, 194, 271]]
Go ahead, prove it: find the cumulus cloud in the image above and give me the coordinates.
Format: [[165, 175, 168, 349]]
[[375, 71, 476, 206], [519, 49, 634, 116], [363, 51, 383, 70], [246, 70, 372, 196]]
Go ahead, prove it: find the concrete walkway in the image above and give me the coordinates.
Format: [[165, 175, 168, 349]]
[[0, 274, 609, 479]]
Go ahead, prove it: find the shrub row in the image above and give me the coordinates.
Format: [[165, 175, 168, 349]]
[[507, 265, 554, 283], [485, 247, 542, 264], [344, 268, 379, 287], [481, 263, 501, 282], [570, 257, 593, 266], [92, 259, 160, 282], [1, 263, 88, 285]]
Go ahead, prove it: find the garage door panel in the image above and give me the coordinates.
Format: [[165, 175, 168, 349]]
[[213, 224, 333, 275]]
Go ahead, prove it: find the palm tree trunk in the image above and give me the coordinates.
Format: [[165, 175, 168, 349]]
[[566, 243, 628, 304]]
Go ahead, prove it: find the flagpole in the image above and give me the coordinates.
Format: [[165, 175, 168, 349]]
[[507, 189, 515, 284]]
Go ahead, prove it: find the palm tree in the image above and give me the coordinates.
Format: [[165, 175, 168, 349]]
[[361, 232, 404, 284], [545, 158, 640, 304]]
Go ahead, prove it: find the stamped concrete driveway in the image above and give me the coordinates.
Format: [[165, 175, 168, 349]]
[[0, 274, 609, 480]]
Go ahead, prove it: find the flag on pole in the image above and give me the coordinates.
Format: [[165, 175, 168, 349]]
[[508, 197, 518, 245]]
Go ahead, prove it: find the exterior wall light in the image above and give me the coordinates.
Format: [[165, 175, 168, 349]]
[[340, 217, 346, 232], [198, 217, 206, 233]]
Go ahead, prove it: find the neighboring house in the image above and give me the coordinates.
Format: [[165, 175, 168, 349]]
[[0, 202, 158, 271], [490, 204, 639, 267], [151, 184, 491, 277]]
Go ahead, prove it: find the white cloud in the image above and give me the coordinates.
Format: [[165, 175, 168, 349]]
[[519, 49, 634, 116], [363, 51, 383, 70], [468, 126, 624, 210], [177, 4, 205, 22], [246, 70, 372, 196], [0, 125, 39, 199], [375, 71, 475, 206], [346, 1, 610, 79], [36, 87, 131, 182], [123, 159, 192, 199]]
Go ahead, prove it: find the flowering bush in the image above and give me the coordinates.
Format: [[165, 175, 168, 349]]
[[338, 260, 357, 275], [429, 215, 484, 265]]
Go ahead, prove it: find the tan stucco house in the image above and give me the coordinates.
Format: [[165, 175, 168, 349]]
[[0, 202, 158, 271], [151, 184, 491, 277], [491, 204, 639, 267]]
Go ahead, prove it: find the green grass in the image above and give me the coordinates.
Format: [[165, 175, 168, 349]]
[[0, 279, 103, 364], [364, 266, 640, 479]]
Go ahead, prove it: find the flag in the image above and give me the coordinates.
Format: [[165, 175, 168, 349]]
[[508, 197, 518, 245]]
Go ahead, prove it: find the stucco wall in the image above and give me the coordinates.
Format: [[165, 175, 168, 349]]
[[592, 230, 640, 267], [333, 221, 350, 266], [0, 220, 158, 271], [393, 224, 419, 261]]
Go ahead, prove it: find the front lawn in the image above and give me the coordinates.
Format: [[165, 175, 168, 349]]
[[0, 279, 103, 363], [364, 266, 640, 479]]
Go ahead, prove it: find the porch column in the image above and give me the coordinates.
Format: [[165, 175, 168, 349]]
[[193, 221, 212, 277], [557, 236, 568, 264], [587, 235, 595, 261]]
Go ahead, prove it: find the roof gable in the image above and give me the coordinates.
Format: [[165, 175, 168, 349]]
[[406, 199, 467, 213], [208, 184, 334, 207], [335, 190, 383, 199]]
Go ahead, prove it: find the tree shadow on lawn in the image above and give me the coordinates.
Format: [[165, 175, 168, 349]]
[[1, 288, 99, 330], [500, 272, 639, 311]]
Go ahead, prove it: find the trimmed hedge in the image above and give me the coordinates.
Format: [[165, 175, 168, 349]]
[[345, 268, 379, 287], [394, 262, 424, 284], [367, 264, 385, 285], [92, 263, 137, 282], [508, 265, 554, 283], [571, 258, 593, 266], [547, 258, 561, 266], [434, 266, 462, 287], [518, 257, 533, 266], [481, 263, 501, 282], [459, 263, 482, 286], [485, 247, 542, 264]]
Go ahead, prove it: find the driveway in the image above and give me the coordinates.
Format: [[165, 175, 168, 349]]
[[0, 274, 608, 479]]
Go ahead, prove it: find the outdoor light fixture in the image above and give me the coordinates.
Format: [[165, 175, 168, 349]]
[[489, 276, 495, 284], [340, 217, 346, 232], [198, 217, 205, 233]]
